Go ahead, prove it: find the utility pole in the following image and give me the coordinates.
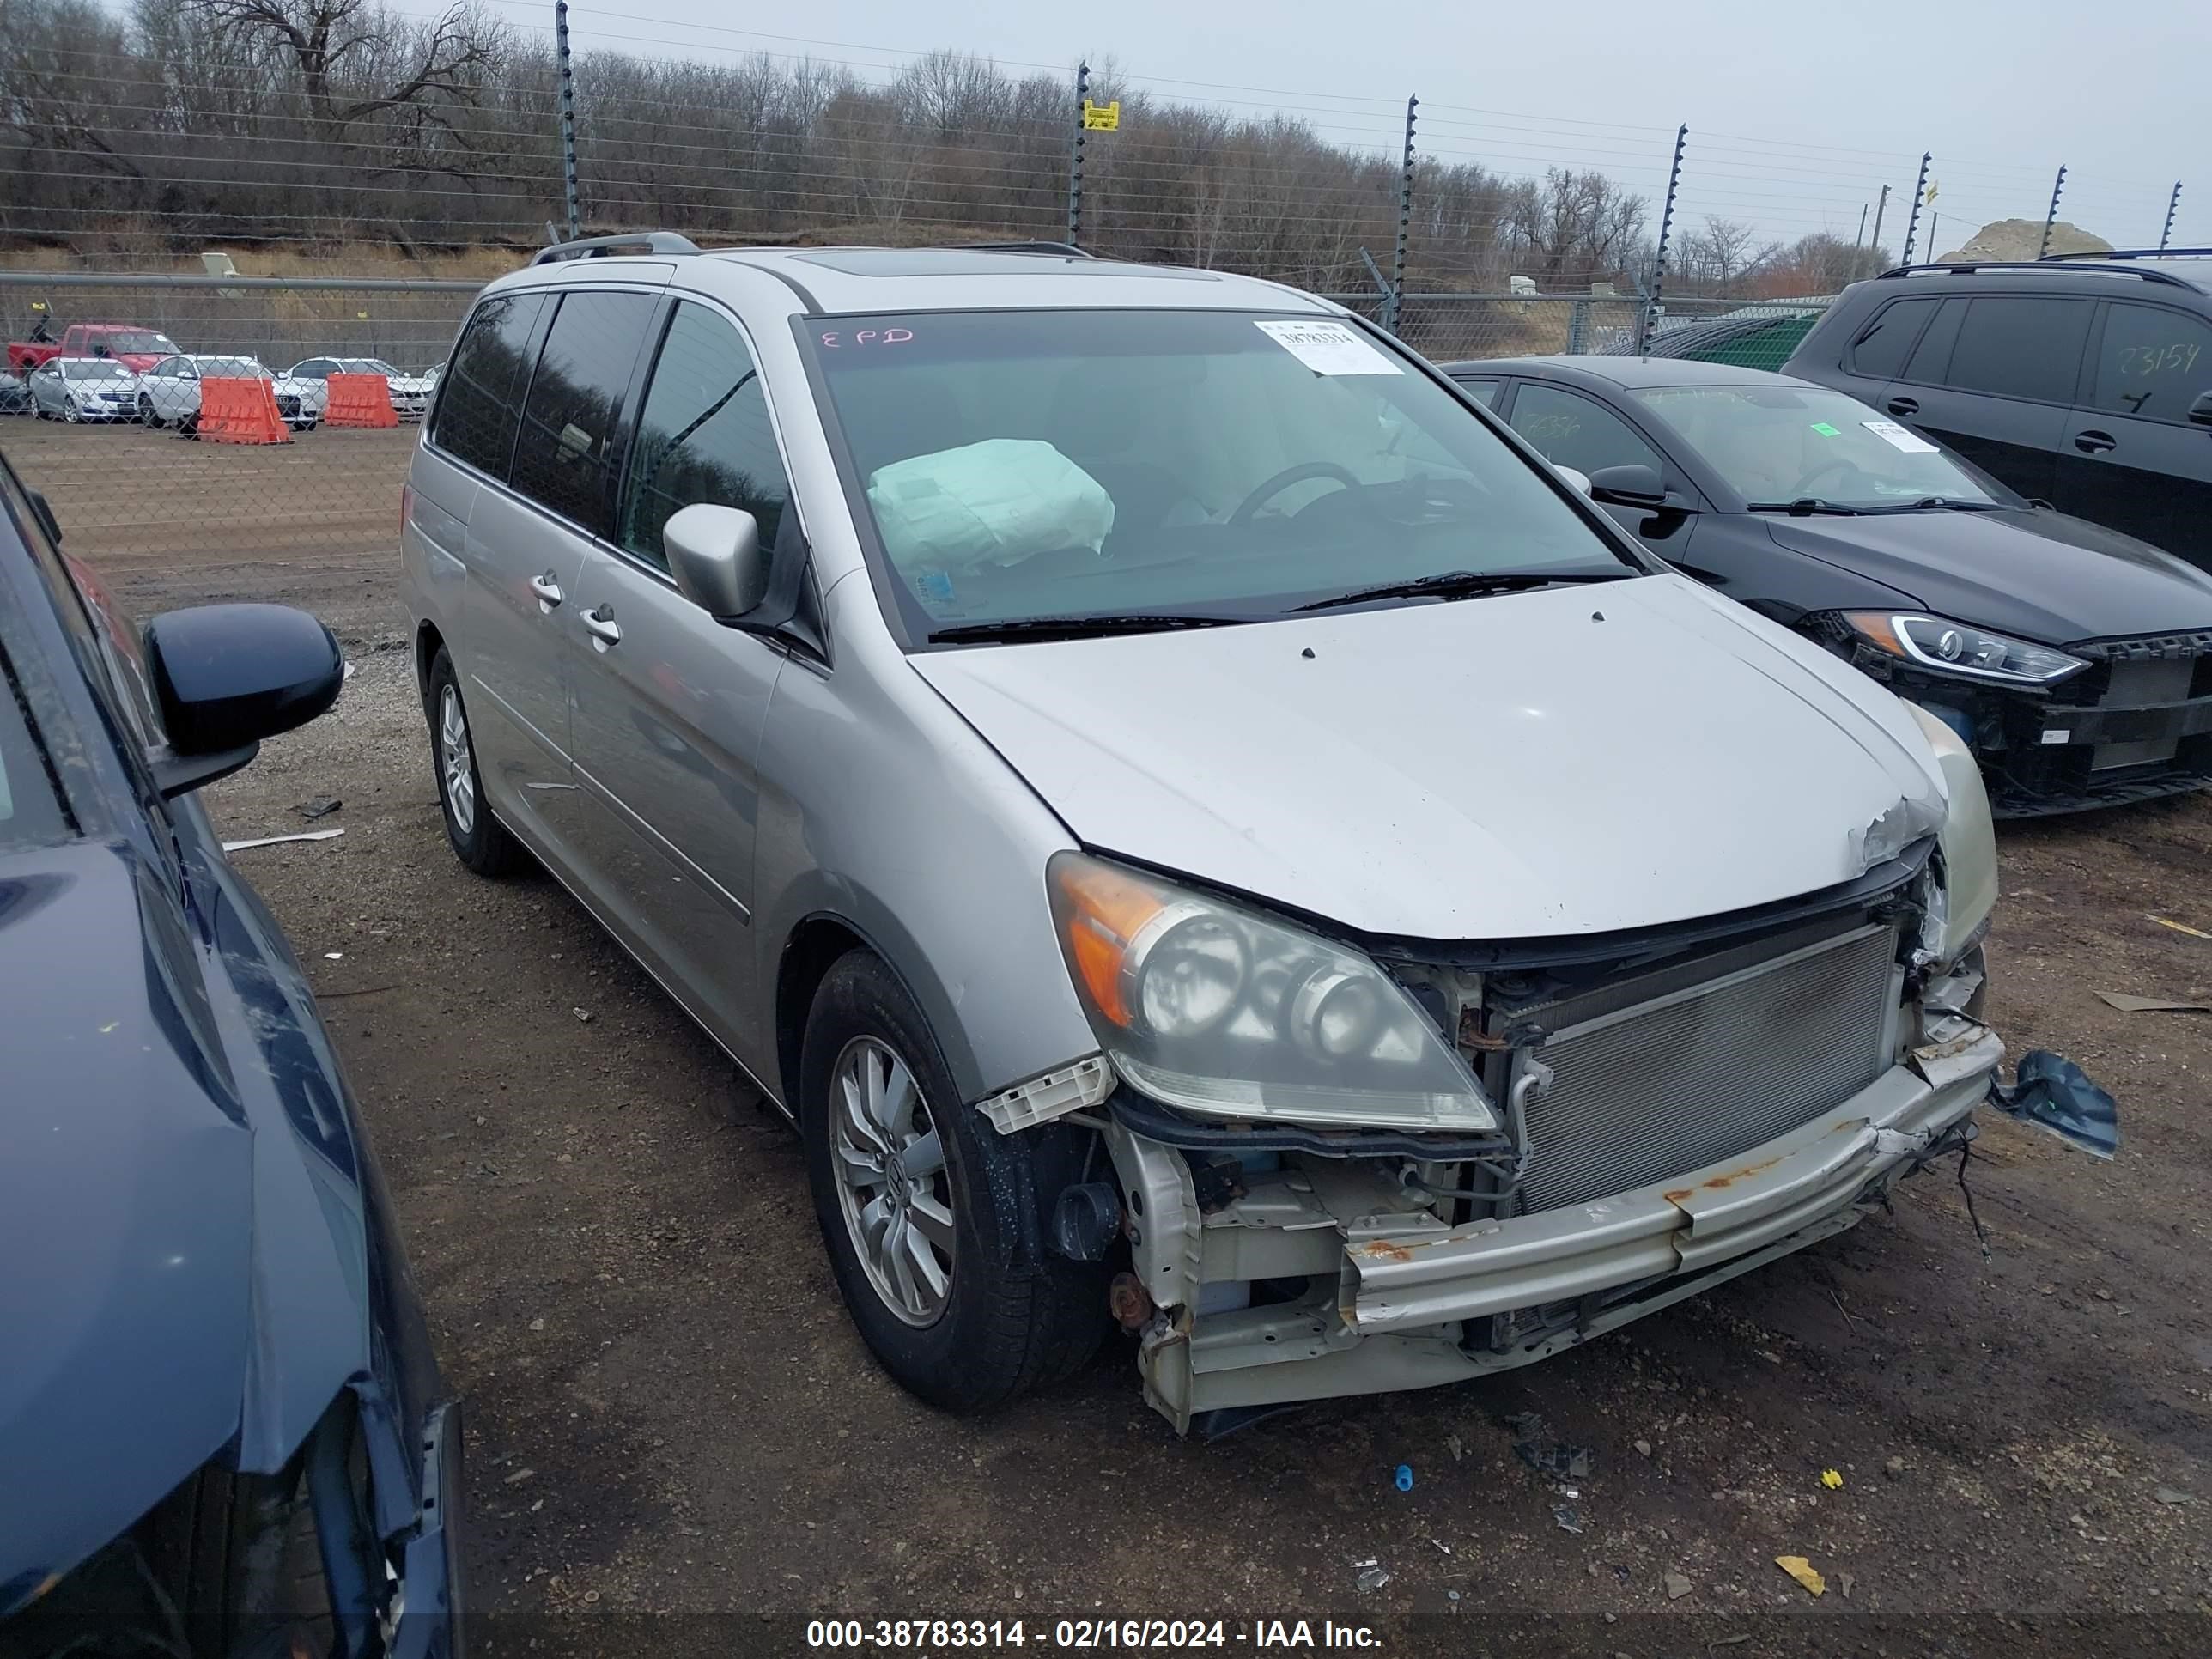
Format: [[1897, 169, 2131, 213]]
[[555, 0, 582, 240], [2038, 163, 2067, 259], [1869, 183, 1891, 258], [1854, 203, 1869, 248]]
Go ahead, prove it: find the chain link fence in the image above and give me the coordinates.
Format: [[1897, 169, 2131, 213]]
[[3, 273, 473, 635]]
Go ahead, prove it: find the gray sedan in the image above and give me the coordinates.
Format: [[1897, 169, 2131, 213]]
[[27, 358, 139, 422]]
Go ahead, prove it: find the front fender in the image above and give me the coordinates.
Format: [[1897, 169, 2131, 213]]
[[751, 585, 1098, 1106]]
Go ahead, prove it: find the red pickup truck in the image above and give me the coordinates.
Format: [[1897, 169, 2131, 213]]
[[9, 322, 181, 378]]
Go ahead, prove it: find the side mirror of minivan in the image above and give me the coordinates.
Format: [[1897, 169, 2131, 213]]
[[1585, 464, 1670, 508], [665, 503, 770, 620], [2189, 391, 2212, 428], [143, 603, 344, 798]]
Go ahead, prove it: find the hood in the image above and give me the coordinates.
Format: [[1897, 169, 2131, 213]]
[[1762, 507, 2212, 645], [913, 574, 1946, 939], [0, 841, 368, 1602]]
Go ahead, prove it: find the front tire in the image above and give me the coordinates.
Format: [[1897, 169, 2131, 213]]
[[141, 395, 165, 428], [426, 646, 523, 877], [802, 951, 1106, 1413], [62, 403, 79, 424]]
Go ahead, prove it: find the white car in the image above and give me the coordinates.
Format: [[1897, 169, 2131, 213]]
[[27, 357, 141, 422], [136, 354, 321, 432], [287, 356, 436, 420]]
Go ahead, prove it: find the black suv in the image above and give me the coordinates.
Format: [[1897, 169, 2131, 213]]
[[1784, 251, 2212, 571]]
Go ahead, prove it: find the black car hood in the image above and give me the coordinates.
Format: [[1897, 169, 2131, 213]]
[[1761, 506, 2212, 645], [0, 839, 370, 1604]]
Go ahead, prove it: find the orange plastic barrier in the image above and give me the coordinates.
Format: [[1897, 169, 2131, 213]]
[[325, 371, 398, 428], [198, 376, 290, 445]]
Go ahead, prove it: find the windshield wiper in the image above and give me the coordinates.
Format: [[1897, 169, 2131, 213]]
[[1750, 498, 1862, 516], [1291, 568, 1629, 614], [928, 612, 1250, 644], [1872, 496, 2004, 513]]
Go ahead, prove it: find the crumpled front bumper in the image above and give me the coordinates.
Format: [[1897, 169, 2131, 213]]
[[1129, 1019, 2002, 1434]]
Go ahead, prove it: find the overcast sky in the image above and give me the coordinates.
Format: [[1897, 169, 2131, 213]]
[[535, 0, 2205, 252]]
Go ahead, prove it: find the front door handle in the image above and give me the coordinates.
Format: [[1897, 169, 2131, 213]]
[[530, 572, 564, 611], [580, 604, 623, 650], [1886, 396, 1919, 416], [2073, 429, 2118, 455]]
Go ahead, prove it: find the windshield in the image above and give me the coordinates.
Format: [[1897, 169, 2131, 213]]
[[196, 356, 269, 379], [106, 331, 177, 355], [1633, 384, 2002, 509], [808, 309, 1632, 639], [61, 359, 135, 381]]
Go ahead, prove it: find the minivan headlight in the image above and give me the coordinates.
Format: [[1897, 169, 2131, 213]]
[[1843, 611, 2085, 686], [1047, 852, 1498, 1133]]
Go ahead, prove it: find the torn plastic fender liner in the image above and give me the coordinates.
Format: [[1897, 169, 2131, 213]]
[[1990, 1049, 2120, 1160]]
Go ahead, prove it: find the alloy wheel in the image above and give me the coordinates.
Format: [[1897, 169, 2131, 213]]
[[437, 684, 476, 836], [830, 1035, 955, 1327]]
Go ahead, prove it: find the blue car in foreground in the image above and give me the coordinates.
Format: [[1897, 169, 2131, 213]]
[[0, 450, 462, 1657]]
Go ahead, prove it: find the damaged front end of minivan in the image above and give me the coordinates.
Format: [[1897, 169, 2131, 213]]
[[985, 706, 2040, 1435]]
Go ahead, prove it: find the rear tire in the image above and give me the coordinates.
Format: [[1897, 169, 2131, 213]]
[[802, 950, 1107, 1413], [427, 646, 524, 878]]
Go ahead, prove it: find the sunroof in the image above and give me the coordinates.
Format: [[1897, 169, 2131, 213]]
[[786, 248, 1216, 280]]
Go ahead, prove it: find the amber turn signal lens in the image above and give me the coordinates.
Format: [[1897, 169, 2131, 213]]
[[1054, 860, 1165, 1028]]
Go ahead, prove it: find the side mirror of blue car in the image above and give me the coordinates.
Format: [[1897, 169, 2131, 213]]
[[143, 602, 344, 797]]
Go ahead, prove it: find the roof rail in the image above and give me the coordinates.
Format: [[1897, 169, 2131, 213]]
[[532, 231, 702, 266], [953, 240, 1096, 258], [2041, 246, 2212, 262], [1876, 259, 2192, 289]]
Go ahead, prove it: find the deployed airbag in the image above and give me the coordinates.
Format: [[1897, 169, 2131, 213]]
[[868, 439, 1115, 571]]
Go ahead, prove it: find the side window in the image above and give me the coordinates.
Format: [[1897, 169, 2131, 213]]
[[298, 358, 334, 377], [0, 457, 164, 749], [2091, 303, 2212, 423], [1453, 377, 1502, 410], [1942, 297, 2093, 403], [430, 291, 548, 482], [1508, 384, 1664, 477], [1846, 298, 1938, 380], [509, 289, 659, 538], [617, 302, 792, 570]]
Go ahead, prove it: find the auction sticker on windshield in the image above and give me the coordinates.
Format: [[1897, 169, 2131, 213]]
[[1862, 419, 1939, 453], [1254, 319, 1403, 376]]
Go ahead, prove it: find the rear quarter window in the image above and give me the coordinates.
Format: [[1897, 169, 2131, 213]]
[[430, 291, 548, 481], [1845, 297, 1939, 379]]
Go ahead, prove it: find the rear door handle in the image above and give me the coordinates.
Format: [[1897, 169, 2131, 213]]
[[529, 572, 564, 611], [1886, 396, 1919, 416], [2073, 429, 2118, 454], [580, 604, 623, 649]]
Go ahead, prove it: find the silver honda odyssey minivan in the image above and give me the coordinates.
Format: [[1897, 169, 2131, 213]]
[[403, 234, 2005, 1433]]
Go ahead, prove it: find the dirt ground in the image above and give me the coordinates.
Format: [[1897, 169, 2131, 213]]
[[20, 421, 2212, 1656]]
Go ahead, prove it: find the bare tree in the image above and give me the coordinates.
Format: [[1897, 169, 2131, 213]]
[[1676, 216, 1781, 293], [1504, 168, 1649, 285], [181, 0, 501, 148]]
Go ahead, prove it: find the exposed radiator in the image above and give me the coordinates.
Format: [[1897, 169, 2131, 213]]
[[1517, 922, 1899, 1213]]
